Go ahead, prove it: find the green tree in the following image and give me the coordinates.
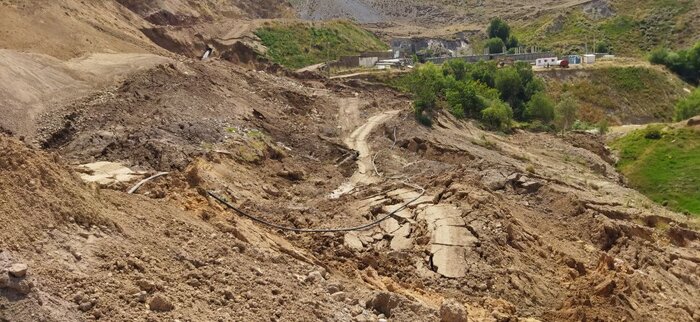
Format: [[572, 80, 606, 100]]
[[445, 80, 484, 119], [554, 93, 579, 131], [487, 18, 511, 43], [524, 93, 555, 124], [443, 59, 469, 81], [675, 88, 700, 121], [484, 38, 506, 54], [406, 63, 446, 125], [507, 35, 519, 49], [494, 68, 523, 111], [596, 42, 610, 53], [481, 100, 513, 132], [467, 61, 498, 87]]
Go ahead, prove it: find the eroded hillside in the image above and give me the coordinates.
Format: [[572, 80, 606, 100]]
[[1, 1, 699, 322]]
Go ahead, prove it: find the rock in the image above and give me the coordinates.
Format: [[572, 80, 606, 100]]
[[327, 283, 343, 294], [394, 224, 411, 238], [594, 278, 616, 297], [440, 298, 468, 322], [519, 181, 543, 193], [305, 271, 324, 284], [135, 291, 148, 303], [390, 235, 413, 251], [78, 301, 94, 312], [331, 291, 346, 302], [262, 185, 281, 197], [277, 169, 305, 181], [136, 279, 157, 292], [8, 263, 28, 278], [380, 218, 401, 234], [0, 275, 33, 294], [687, 116, 700, 127], [344, 233, 364, 251], [367, 292, 401, 317], [481, 170, 507, 191], [149, 294, 175, 312]]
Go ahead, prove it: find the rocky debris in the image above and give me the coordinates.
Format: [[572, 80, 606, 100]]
[[440, 298, 468, 322], [8, 263, 28, 278], [481, 170, 508, 191], [344, 233, 365, 251], [277, 169, 306, 181], [390, 235, 413, 251], [149, 294, 175, 312], [331, 291, 346, 302], [421, 204, 478, 278], [305, 270, 325, 284], [380, 217, 401, 234], [0, 274, 33, 295], [76, 161, 144, 188], [366, 292, 401, 317]]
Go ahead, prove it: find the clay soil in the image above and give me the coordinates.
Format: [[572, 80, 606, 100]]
[[1, 1, 700, 322]]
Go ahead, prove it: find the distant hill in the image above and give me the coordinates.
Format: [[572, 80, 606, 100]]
[[289, 0, 700, 55]]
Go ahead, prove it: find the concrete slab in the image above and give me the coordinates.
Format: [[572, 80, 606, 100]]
[[431, 246, 467, 278], [390, 235, 413, 251], [344, 233, 364, 251], [432, 226, 477, 246]]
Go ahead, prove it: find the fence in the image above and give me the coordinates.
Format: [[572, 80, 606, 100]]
[[425, 52, 556, 64]]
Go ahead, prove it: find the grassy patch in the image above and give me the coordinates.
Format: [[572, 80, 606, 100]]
[[254, 20, 388, 69], [512, 0, 698, 56], [611, 125, 700, 215], [542, 66, 688, 124]]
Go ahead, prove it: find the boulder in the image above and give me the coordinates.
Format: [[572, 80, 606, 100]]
[[8, 263, 28, 278], [366, 291, 401, 317], [149, 294, 175, 312], [440, 298, 468, 322]]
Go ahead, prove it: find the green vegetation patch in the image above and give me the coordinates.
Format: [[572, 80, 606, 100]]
[[611, 125, 700, 216], [542, 66, 688, 124], [513, 0, 698, 56], [255, 20, 388, 69]]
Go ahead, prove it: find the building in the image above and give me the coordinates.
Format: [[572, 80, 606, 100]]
[[567, 55, 582, 64], [583, 54, 596, 64], [535, 57, 559, 67]]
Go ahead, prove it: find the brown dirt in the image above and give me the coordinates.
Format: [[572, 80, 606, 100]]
[[1, 2, 699, 322]]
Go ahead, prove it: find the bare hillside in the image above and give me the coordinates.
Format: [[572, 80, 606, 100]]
[[0, 1, 699, 322]]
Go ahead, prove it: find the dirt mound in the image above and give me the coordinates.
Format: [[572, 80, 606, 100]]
[[0, 49, 171, 139]]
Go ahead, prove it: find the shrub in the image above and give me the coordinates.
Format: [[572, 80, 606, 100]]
[[487, 18, 511, 43], [495, 68, 523, 110], [485, 38, 506, 54], [481, 100, 513, 132], [597, 119, 610, 134], [443, 59, 469, 81], [675, 88, 700, 121], [554, 93, 579, 131], [445, 80, 484, 119], [643, 128, 662, 140], [649, 41, 700, 85], [524, 93, 555, 123]]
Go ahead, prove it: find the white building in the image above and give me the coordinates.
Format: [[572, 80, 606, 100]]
[[536, 57, 558, 67], [583, 54, 596, 64]]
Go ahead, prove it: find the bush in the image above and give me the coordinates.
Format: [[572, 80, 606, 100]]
[[596, 42, 610, 53], [649, 41, 700, 85], [481, 100, 513, 132], [484, 38, 506, 54], [487, 18, 511, 43], [445, 80, 483, 119], [554, 93, 579, 131], [643, 127, 662, 140], [495, 68, 523, 110], [524, 93, 555, 123], [675, 88, 700, 121]]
